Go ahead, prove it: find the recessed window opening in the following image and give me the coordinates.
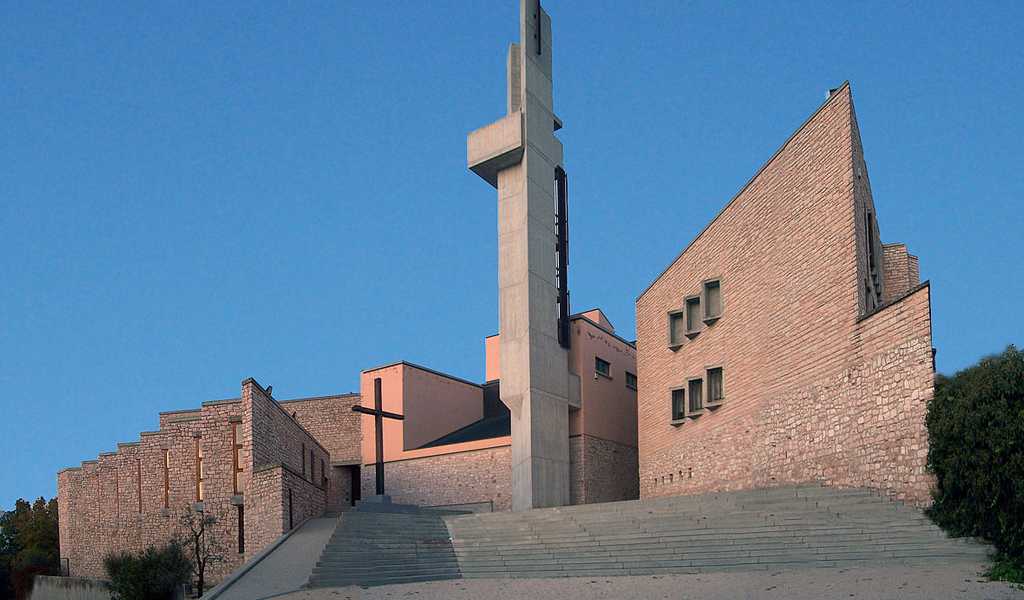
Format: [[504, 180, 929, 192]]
[[163, 449, 170, 509], [688, 378, 704, 415], [706, 367, 724, 408], [703, 279, 722, 321], [195, 437, 204, 502], [685, 296, 701, 336], [669, 311, 686, 346], [671, 388, 686, 421], [595, 357, 611, 378], [232, 421, 243, 494]]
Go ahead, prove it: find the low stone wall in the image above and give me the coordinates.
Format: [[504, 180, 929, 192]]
[[363, 445, 512, 511], [28, 576, 110, 600]]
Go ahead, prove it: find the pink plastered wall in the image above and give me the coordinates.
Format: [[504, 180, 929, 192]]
[[486, 310, 638, 448], [359, 363, 484, 461]]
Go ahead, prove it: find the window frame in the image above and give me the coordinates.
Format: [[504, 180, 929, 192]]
[[231, 421, 244, 495], [684, 295, 702, 337], [702, 277, 723, 323], [237, 505, 245, 554], [686, 377, 705, 418], [670, 387, 687, 424], [195, 436, 204, 502], [625, 371, 638, 391], [136, 458, 142, 515], [162, 449, 170, 509], [667, 309, 686, 348], [705, 366, 725, 409], [595, 356, 612, 379]]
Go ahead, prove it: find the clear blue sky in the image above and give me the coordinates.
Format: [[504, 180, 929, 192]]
[[2, 1, 1022, 509]]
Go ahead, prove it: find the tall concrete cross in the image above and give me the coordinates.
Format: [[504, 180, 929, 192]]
[[468, 0, 571, 510], [351, 377, 404, 496]]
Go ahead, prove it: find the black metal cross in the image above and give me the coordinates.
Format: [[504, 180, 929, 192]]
[[351, 377, 404, 496]]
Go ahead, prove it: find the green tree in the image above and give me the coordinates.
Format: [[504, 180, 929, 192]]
[[177, 506, 222, 596], [927, 345, 1024, 581], [0, 497, 60, 599]]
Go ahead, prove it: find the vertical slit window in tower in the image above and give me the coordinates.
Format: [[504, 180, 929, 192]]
[[237, 506, 245, 554], [136, 459, 142, 514], [302, 443, 306, 479], [114, 468, 119, 521], [163, 449, 169, 509], [232, 422, 243, 494], [535, 3, 542, 55], [555, 166, 570, 348], [867, 213, 876, 272], [196, 437, 204, 502]]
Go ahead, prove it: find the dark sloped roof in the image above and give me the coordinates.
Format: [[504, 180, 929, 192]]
[[418, 413, 511, 449]]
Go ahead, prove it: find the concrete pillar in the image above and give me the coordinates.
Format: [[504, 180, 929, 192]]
[[467, 0, 569, 510]]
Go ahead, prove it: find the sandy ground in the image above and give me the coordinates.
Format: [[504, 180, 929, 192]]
[[260, 562, 1024, 600]]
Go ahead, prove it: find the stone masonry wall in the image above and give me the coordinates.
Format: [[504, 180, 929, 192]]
[[362, 445, 512, 511], [641, 286, 934, 506], [280, 394, 362, 512], [58, 399, 247, 583], [883, 243, 917, 301], [569, 435, 640, 505], [57, 379, 335, 583], [245, 462, 325, 555], [636, 84, 935, 507], [281, 394, 362, 464], [244, 379, 329, 557]]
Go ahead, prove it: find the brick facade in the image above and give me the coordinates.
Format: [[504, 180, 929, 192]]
[[636, 83, 935, 507]]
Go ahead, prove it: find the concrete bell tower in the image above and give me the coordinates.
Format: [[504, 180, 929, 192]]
[[467, 0, 571, 511]]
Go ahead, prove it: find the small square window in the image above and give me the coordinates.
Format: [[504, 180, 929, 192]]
[[595, 357, 611, 378], [687, 378, 704, 417], [671, 388, 686, 422], [706, 367, 724, 408], [668, 311, 686, 347], [703, 278, 722, 322], [626, 372, 638, 390], [685, 295, 702, 337]]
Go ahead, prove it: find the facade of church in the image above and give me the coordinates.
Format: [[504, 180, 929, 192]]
[[57, 309, 638, 579], [636, 82, 933, 507], [57, 1, 935, 585]]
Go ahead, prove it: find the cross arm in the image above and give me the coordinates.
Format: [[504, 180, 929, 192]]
[[351, 405, 405, 420]]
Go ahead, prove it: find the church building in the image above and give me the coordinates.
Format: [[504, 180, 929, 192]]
[[56, 0, 935, 585]]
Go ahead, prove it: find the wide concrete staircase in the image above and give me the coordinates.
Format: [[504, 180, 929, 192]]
[[445, 484, 989, 578], [308, 511, 461, 588]]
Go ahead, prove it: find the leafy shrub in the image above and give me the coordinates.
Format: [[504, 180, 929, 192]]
[[11, 549, 60, 600], [103, 541, 192, 600], [927, 345, 1024, 581]]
